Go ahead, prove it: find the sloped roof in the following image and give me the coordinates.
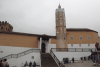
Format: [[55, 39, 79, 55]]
[[0, 31, 56, 39], [0, 28, 98, 39], [66, 28, 98, 33]]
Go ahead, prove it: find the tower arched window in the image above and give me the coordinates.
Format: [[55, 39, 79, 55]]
[[60, 20, 62, 25], [64, 28, 66, 33]]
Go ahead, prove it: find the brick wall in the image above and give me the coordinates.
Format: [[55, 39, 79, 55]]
[[0, 33, 38, 48]]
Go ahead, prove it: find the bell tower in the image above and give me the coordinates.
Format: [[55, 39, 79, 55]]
[[55, 4, 67, 48]]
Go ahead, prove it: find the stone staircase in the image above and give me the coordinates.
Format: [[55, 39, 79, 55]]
[[41, 53, 58, 67]]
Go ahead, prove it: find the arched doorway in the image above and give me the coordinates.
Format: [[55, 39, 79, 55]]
[[41, 43, 45, 53]]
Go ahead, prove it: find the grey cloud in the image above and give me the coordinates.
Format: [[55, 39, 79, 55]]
[[0, 0, 100, 36]]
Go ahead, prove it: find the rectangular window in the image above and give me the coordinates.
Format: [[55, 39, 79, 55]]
[[79, 44, 81, 47], [71, 44, 73, 47], [80, 36, 82, 40], [71, 36, 74, 40], [88, 36, 90, 40], [88, 44, 90, 46]]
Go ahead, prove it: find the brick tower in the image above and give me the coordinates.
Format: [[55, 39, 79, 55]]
[[55, 4, 67, 48], [0, 21, 13, 32]]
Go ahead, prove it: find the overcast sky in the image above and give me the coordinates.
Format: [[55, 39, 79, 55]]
[[0, 0, 100, 36]]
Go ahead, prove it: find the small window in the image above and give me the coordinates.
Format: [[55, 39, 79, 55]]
[[1, 27, 3, 30], [6, 28, 7, 31], [88, 44, 90, 46], [80, 36, 82, 40], [71, 36, 74, 40], [79, 44, 81, 47], [8, 29, 10, 31], [88, 36, 90, 40], [71, 44, 73, 47]]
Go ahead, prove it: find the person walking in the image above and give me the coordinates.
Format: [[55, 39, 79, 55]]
[[92, 52, 95, 65], [2, 59, 7, 67], [0, 60, 3, 67], [72, 58, 74, 63], [24, 61, 28, 67], [6, 62, 9, 67], [29, 61, 32, 67], [25, 61, 28, 66], [33, 61, 36, 67]]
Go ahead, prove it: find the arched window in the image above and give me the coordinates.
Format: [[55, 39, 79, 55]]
[[80, 36, 82, 40], [1, 27, 3, 30], [8, 29, 10, 31], [6, 28, 7, 31]]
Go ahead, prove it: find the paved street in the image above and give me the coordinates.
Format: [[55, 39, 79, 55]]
[[64, 60, 100, 67]]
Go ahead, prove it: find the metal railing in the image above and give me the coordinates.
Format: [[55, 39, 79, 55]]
[[0, 49, 40, 60], [51, 48, 97, 52], [50, 49, 60, 67]]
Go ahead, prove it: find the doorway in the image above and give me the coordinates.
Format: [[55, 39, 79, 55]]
[[41, 43, 45, 53]]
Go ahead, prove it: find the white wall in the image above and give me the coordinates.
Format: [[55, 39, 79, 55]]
[[8, 53, 40, 67], [54, 52, 91, 61], [68, 44, 95, 48], [0, 46, 41, 67], [0, 46, 39, 58], [49, 44, 95, 50]]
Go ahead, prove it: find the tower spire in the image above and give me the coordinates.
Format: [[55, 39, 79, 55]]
[[58, 4, 61, 8]]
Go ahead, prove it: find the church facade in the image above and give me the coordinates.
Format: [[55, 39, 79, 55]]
[[0, 5, 99, 67]]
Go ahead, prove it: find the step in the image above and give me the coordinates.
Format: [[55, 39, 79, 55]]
[[41, 53, 58, 67], [41, 54, 51, 55], [41, 55, 51, 57], [41, 60, 54, 61], [41, 63, 57, 65], [41, 58, 53, 60], [42, 61, 56, 63], [41, 63, 56, 65], [41, 64, 57, 65], [41, 59, 55, 61], [42, 66, 58, 67]]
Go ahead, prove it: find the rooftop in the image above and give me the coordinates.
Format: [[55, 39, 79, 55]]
[[0, 28, 98, 39], [66, 28, 98, 33]]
